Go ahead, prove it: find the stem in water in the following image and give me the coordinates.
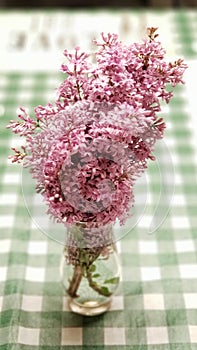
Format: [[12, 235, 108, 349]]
[[67, 265, 83, 298]]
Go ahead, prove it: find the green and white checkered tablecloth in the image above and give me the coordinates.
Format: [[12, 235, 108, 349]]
[[0, 10, 197, 349]]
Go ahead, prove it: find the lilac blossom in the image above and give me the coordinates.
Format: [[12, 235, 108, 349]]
[[24, 101, 161, 227], [8, 146, 27, 163], [7, 29, 187, 229], [7, 107, 37, 136]]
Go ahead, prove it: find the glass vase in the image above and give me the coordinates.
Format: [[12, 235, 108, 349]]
[[60, 222, 120, 316]]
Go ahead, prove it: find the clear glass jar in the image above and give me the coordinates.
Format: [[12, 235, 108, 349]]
[[60, 222, 120, 316]]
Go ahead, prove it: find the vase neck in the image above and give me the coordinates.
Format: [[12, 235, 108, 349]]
[[66, 222, 114, 249]]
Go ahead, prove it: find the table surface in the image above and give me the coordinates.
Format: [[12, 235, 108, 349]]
[[0, 9, 197, 350]]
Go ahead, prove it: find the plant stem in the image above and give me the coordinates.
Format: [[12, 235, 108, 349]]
[[67, 265, 83, 298], [86, 270, 112, 297], [66, 246, 112, 298]]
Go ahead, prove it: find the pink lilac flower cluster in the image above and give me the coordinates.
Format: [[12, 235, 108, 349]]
[[7, 28, 187, 229], [24, 101, 160, 226]]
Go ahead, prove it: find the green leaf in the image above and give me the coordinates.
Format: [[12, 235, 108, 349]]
[[79, 250, 89, 265], [100, 286, 111, 297], [90, 281, 98, 287], [73, 227, 84, 241], [104, 277, 120, 284], [92, 273, 100, 279], [89, 264, 96, 273]]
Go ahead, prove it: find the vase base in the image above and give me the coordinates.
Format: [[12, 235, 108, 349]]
[[67, 297, 111, 316]]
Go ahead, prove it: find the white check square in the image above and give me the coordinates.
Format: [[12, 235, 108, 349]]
[[184, 293, 197, 308], [0, 216, 14, 228], [141, 267, 161, 281], [110, 296, 124, 310], [0, 194, 18, 206], [18, 327, 40, 345], [179, 264, 197, 279], [25, 267, 45, 282], [105, 327, 125, 345], [2, 173, 20, 184], [22, 295, 43, 311], [144, 294, 164, 310], [0, 267, 7, 282], [139, 240, 158, 254], [172, 217, 190, 229], [28, 241, 47, 255], [189, 325, 197, 343], [175, 239, 195, 253], [0, 239, 11, 253], [147, 327, 169, 344], [0, 296, 3, 312], [61, 328, 82, 345]]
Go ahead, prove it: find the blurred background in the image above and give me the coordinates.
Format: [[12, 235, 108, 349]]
[[0, 0, 197, 7]]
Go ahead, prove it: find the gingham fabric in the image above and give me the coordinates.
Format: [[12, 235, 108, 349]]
[[0, 10, 197, 349]]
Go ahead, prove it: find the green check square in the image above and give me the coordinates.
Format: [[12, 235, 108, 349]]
[[82, 314, 104, 328], [62, 311, 83, 327], [46, 254, 60, 267], [8, 252, 28, 265], [42, 296, 62, 312], [104, 310, 125, 327], [186, 310, 197, 325], [40, 311, 62, 328], [124, 295, 144, 310], [23, 281, 43, 295], [144, 310, 167, 327], [164, 294, 185, 310], [159, 254, 177, 266], [2, 294, 21, 311], [166, 309, 188, 326], [168, 326, 190, 343], [4, 280, 23, 295], [83, 327, 104, 345], [0, 310, 18, 327], [161, 265, 180, 280], [42, 282, 63, 297], [162, 279, 183, 293], [170, 345, 196, 350], [124, 310, 146, 328], [19, 310, 41, 328], [27, 256, 46, 267], [125, 326, 147, 345], [40, 327, 62, 346], [0, 326, 18, 346], [121, 253, 140, 267], [122, 267, 141, 281]]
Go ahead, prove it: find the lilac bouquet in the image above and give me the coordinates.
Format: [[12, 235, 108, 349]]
[[7, 28, 187, 304]]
